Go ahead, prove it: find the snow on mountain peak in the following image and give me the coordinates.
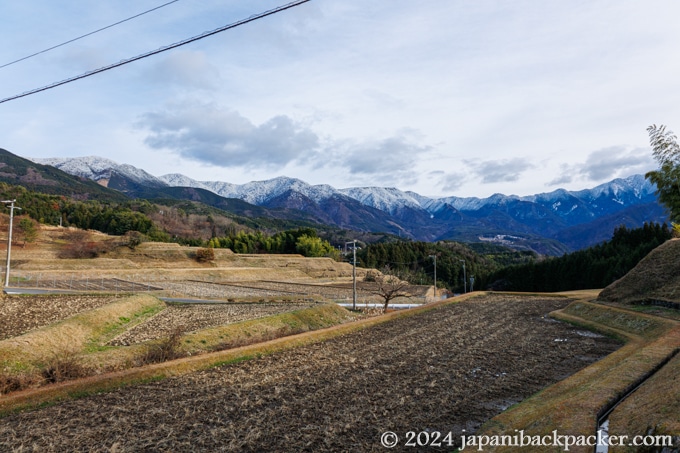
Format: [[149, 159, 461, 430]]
[[339, 186, 423, 214], [32, 156, 166, 186], [32, 156, 120, 181], [32, 155, 658, 221]]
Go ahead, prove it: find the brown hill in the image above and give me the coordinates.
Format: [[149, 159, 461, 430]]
[[598, 238, 680, 306]]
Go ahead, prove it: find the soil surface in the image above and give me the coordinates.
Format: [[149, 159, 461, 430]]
[[108, 302, 317, 345], [0, 294, 621, 452], [0, 294, 123, 340]]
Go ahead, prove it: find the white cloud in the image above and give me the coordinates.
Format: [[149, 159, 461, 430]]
[[3, 0, 680, 197], [438, 172, 468, 193], [547, 146, 656, 186], [326, 128, 432, 187], [138, 102, 319, 170], [465, 158, 534, 184], [579, 146, 655, 180]]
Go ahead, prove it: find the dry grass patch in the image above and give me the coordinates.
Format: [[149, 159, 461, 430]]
[[0, 300, 360, 401], [598, 238, 680, 305], [107, 302, 318, 345], [608, 347, 680, 452]]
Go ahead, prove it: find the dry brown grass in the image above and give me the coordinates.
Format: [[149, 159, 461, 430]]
[[599, 238, 680, 305], [10, 230, 363, 290], [135, 327, 185, 365], [40, 351, 92, 384], [608, 349, 680, 452], [0, 296, 360, 399]]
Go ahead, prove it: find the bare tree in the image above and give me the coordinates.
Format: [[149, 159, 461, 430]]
[[372, 266, 413, 312]]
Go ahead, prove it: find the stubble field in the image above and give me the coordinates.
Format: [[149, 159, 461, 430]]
[[0, 294, 621, 452]]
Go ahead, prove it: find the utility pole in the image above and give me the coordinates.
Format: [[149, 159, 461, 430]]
[[345, 240, 357, 310], [2, 200, 21, 287], [459, 259, 466, 294], [429, 254, 437, 300]]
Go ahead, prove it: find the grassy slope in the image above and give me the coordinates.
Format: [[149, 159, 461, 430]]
[[477, 293, 680, 452], [598, 238, 680, 304], [0, 294, 163, 370]]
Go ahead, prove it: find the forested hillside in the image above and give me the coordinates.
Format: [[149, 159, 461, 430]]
[[486, 223, 672, 292], [357, 240, 536, 293]]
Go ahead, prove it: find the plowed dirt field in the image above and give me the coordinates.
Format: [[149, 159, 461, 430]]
[[0, 294, 123, 340], [0, 294, 621, 452]]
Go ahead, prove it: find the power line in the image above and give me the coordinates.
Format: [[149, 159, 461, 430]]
[[0, 0, 181, 70], [0, 0, 311, 105]]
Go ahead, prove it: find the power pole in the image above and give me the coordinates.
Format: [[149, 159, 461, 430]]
[[2, 200, 21, 287], [429, 254, 437, 300], [459, 259, 466, 294], [345, 240, 357, 310]]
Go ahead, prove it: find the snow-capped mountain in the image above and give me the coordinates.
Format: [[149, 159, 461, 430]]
[[338, 187, 424, 215], [31, 155, 667, 254], [33, 156, 166, 188]]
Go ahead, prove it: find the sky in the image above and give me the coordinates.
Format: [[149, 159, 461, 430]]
[[2, 0, 680, 198]]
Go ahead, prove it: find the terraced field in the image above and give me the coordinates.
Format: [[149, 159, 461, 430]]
[[108, 302, 317, 345], [0, 294, 124, 340], [0, 294, 621, 452]]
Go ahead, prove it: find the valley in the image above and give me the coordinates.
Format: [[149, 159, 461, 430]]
[[0, 228, 677, 451]]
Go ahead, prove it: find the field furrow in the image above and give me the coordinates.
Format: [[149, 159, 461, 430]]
[[0, 294, 621, 452]]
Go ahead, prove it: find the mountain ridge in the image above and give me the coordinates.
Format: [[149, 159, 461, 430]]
[[29, 155, 668, 254]]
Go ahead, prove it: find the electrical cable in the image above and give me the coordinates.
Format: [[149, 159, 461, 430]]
[[0, 0, 181, 70], [0, 0, 311, 105]]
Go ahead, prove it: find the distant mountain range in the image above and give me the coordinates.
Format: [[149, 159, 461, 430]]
[[26, 154, 667, 255]]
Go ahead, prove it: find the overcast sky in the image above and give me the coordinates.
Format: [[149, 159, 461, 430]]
[[1, 0, 679, 198]]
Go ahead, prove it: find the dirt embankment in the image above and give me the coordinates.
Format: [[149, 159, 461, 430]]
[[0, 294, 621, 452]]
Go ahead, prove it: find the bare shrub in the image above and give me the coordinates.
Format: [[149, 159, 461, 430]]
[[363, 270, 379, 282], [58, 230, 113, 258], [41, 353, 91, 384], [195, 247, 215, 263], [137, 327, 185, 365], [0, 371, 40, 395], [372, 266, 413, 312], [124, 231, 145, 249]]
